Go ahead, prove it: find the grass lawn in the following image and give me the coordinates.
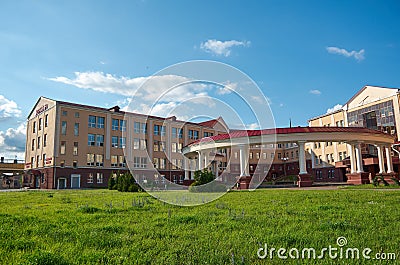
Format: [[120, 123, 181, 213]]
[[0, 189, 399, 264]]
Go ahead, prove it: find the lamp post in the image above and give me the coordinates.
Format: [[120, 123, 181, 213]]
[[281, 157, 289, 177]]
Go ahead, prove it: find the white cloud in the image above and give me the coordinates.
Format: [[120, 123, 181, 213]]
[[217, 81, 239, 95], [200, 39, 250, 57], [245, 123, 260, 130], [326, 46, 365, 61], [326, 104, 343, 114], [0, 95, 22, 119], [0, 123, 26, 160], [309, 89, 321, 95]]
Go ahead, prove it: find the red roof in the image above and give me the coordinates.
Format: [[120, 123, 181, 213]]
[[188, 126, 394, 146], [198, 119, 219, 128]]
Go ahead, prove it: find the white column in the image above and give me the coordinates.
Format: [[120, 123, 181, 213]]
[[184, 159, 189, 180], [215, 161, 220, 180], [349, 144, 356, 173], [310, 145, 316, 168], [298, 141, 307, 174], [355, 143, 364, 173], [239, 145, 249, 176], [198, 151, 203, 170], [385, 146, 394, 173], [376, 145, 386, 174], [204, 151, 208, 170]]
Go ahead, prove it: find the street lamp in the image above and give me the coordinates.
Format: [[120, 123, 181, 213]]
[[281, 157, 289, 177]]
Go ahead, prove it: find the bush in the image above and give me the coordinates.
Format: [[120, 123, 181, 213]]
[[110, 172, 143, 192], [189, 169, 227, 193]]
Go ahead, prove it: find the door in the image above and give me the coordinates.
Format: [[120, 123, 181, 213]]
[[71, 174, 80, 189], [58, 178, 66, 189], [35, 176, 40, 188]]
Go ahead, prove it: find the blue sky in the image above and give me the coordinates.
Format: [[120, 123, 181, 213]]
[[1, 0, 400, 159]]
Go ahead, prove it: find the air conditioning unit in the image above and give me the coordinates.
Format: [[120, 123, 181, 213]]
[[389, 112, 393, 116], [391, 130, 395, 135], [381, 114, 386, 117]]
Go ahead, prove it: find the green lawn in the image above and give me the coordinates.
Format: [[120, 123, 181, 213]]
[[0, 189, 399, 264]]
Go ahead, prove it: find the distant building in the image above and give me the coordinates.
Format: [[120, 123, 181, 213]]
[[0, 157, 24, 189], [24, 97, 229, 189], [308, 85, 399, 182]]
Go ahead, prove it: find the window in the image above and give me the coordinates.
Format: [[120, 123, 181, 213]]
[[153, 158, 159, 168], [133, 157, 147, 168], [134, 122, 140, 133], [153, 141, 159, 152], [96, 154, 104, 166], [160, 141, 166, 151], [112, 136, 118, 148], [33, 121, 36, 133], [256, 153, 260, 159], [73, 142, 78, 155], [45, 114, 48, 127], [120, 120, 126, 131], [60, 141, 66, 155], [263, 153, 267, 159], [87, 154, 95, 166], [31, 157, 34, 167], [133, 157, 140, 168], [62, 110, 68, 116], [178, 129, 183, 139], [37, 136, 41, 149], [204, 132, 213, 137], [234, 152, 238, 159], [60, 159, 64, 168], [120, 137, 126, 148], [42, 154, 46, 167], [97, 117, 105, 129], [171, 159, 177, 169], [172, 127, 177, 138], [73, 161, 77, 168], [172, 142, 178, 153], [31, 139, 35, 151], [39, 118, 42, 131], [271, 153, 274, 159], [160, 126, 166, 136], [96, 134, 104, 146], [291, 151, 294, 159], [88, 134, 95, 146], [134, 138, 140, 150], [74, 123, 79, 136], [343, 152, 347, 159], [330, 153, 334, 163], [112, 119, 119, 130], [141, 123, 147, 134], [278, 153, 282, 159], [43, 134, 47, 147], [119, 156, 126, 167], [249, 153, 253, 159], [189, 130, 193, 139], [75, 112, 80, 118], [111, 155, 118, 167], [160, 158, 166, 169], [194, 130, 199, 140], [87, 173, 93, 183], [61, 121, 67, 135], [97, 173, 103, 184], [178, 143, 182, 152], [140, 139, 147, 150], [154, 125, 160, 135], [141, 157, 147, 168], [88, 116, 96, 128]]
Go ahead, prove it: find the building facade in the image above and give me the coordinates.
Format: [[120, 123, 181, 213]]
[[24, 97, 229, 189], [308, 85, 400, 181]]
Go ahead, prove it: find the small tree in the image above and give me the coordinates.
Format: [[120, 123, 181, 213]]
[[193, 169, 215, 185], [108, 173, 116, 190]]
